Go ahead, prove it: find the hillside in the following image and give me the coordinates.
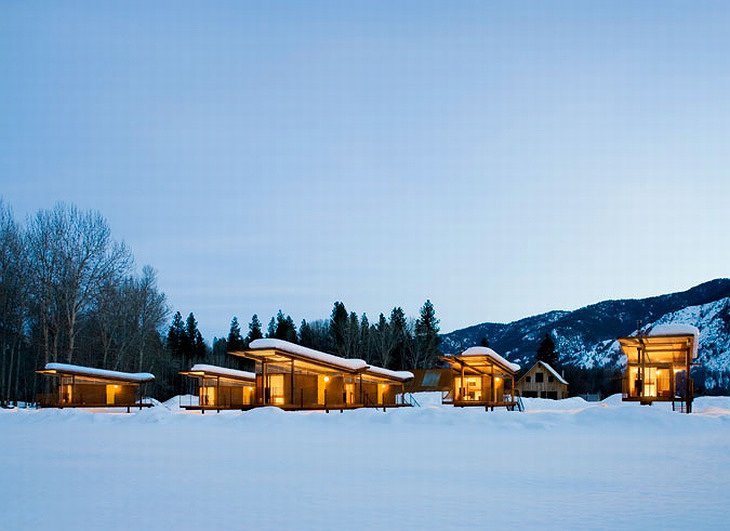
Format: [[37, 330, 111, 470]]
[[441, 279, 730, 389]]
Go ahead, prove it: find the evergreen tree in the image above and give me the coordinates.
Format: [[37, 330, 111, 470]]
[[194, 329, 207, 361], [329, 301, 348, 356], [211, 337, 227, 366], [536, 334, 558, 367], [388, 306, 409, 370], [245, 314, 263, 346], [359, 313, 372, 363], [414, 300, 441, 368], [347, 311, 360, 358], [266, 316, 276, 338], [227, 316, 244, 351], [299, 319, 315, 348], [273, 310, 297, 343], [185, 313, 206, 362], [480, 336, 490, 348], [373, 313, 390, 367], [167, 311, 186, 358]]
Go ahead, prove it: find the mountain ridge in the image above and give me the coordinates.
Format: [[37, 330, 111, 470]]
[[440, 279, 730, 389]]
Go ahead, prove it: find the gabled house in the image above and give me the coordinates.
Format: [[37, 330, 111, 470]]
[[517, 360, 568, 399]]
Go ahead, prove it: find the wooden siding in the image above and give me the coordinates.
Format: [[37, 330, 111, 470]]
[[517, 363, 568, 399]]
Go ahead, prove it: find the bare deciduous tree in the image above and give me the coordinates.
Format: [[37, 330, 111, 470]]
[[26, 204, 132, 364]]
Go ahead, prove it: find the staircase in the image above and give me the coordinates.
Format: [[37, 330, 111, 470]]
[[402, 393, 421, 407], [513, 395, 525, 412], [672, 397, 686, 413]]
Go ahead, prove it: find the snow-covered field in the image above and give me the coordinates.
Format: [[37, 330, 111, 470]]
[[2, 395, 730, 530]]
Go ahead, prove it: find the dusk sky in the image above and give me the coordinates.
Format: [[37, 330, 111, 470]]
[[2, 1, 729, 340]]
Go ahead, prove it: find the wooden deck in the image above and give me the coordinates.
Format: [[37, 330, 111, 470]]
[[448, 399, 519, 411], [39, 402, 153, 411], [181, 402, 412, 413]]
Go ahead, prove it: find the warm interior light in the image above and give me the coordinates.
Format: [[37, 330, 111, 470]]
[[380, 384, 386, 389], [323, 376, 330, 383]]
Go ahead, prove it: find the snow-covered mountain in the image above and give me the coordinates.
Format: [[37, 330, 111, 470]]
[[441, 279, 730, 389]]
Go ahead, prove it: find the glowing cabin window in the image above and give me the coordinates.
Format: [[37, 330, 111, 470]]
[[269, 374, 285, 405]]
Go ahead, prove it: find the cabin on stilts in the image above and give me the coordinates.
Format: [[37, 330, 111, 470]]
[[228, 338, 413, 411], [619, 324, 698, 413], [179, 364, 256, 412], [36, 363, 154, 411], [441, 347, 521, 410]]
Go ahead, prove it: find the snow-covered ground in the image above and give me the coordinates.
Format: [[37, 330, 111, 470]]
[[2, 395, 730, 530]]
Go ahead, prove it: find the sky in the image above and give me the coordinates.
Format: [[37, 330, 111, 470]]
[[1, 1, 729, 340]]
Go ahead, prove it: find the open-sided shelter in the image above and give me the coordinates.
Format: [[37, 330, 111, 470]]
[[229, 338, 413, 410], [517, 360, 569, 399], [618, 324, 698, 413], [180, 364, 256, 412], [441, 347, 520, 410], [36, 363, 154, 411]]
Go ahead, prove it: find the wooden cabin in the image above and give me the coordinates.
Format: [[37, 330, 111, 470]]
[[618, 324, 698, 413], [441, 347, 520, 410], [517, 360, 569, 399], [179, 364, 256, 412], [229, 338, 413, 411], [36, 363, 154, 411], [404, 368, 453, 394]]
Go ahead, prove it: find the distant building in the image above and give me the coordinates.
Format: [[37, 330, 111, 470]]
[[180, 364, 256, 412], [517, 361, 568, 399], [440, 347, 520, 410]]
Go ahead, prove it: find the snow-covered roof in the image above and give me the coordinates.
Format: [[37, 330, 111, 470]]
[[248, 338, 368, 372], [648, 323, 700, 359], [42, 363, 155, 383], [187, 364, 255, 382], [364, 365, 414, 382], [536, 361, 568, 385], [457, 346, 521, 372]]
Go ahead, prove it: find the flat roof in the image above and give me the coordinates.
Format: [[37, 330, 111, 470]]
[[37, 363, 155, 383], [619, 331, 698, 360], [181, 364, 255, 382], [442, 346, 520, 374], [363, 365, 414, 382], [234, 338, 368, 373]]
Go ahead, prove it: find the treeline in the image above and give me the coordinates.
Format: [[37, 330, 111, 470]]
[[211, 299, 442, 372], [0, 201, 444, 404]]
